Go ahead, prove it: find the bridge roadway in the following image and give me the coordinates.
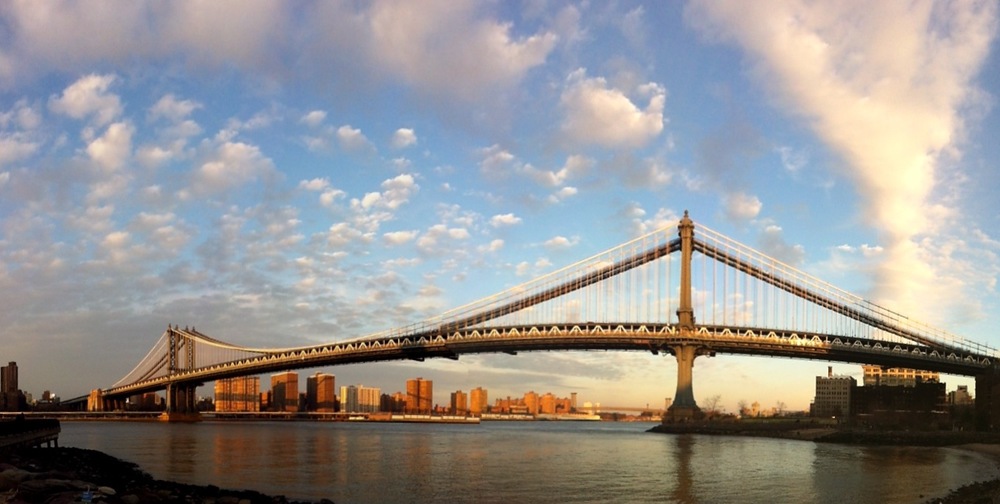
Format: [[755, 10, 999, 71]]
[[103, 322, 993, 399]]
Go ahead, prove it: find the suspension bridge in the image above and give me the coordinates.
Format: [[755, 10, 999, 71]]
[[89, 213, 1000, 424]]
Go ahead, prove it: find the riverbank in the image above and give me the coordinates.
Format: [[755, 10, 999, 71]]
[[0, 447, 335, 504]]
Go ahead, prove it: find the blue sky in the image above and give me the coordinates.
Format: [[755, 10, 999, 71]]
[[1, 1, 998, 413]]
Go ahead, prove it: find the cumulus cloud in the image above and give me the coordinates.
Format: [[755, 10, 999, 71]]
[[48, 74, 122, 126], [0, 134, 39, 167], [86, 122, 133, 173], [489, 213, 522, 227], [391, 128, 417, 148], [337, 125, 373, 152], [148, 94, 201, 122], [192, 141, 276, 195], [689, 0, 998, 320], [300, 110, 327, 128], [522, 154, 593, 187], [560, 68, 666, 149], [383, 230, 418, 246], [722, 192, 762, 222], [758, 225, 805, 266], [366, 0, 557, 100], [544, 235, 578, 251]]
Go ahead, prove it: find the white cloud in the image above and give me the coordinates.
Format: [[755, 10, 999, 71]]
[[149, 94, 201, 122], [300, 110, 327, 128], [523, 154, 593, 187], [689, 0, 997, 318], [391, 128, 417, 148], [758, 225, 805, 266], [544, 235, 578, 251], [722, 192, 762, 222], [0, 134, 39, 167], [366, 0, 556, 100], [547, 186, 578, 204], [319, 188, 346, 208], [0, 171, 9, 187], [48, 74, 122, 126], [327, 222, 373, 248], [479, 239, 504, 253], [383, 230, 418, 245], [299, 178, 330, 191], [479, 144, 518, 178], [489, 213, 522, 227], [560, 68, 665, 149], [86, 122, 133, 173], [337, 125, 373, 152], [193, 141, 276, 195]]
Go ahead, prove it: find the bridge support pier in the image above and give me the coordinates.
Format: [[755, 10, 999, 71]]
[[161, 383, 202, 422], [664, 344, 712, 423]]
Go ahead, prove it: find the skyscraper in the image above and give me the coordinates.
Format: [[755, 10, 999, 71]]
[[306, 373, 336, 412], [406, 377, 433, 414], [1, 361, 20, 412], [470, 387, 488, 416], [450, 390, 468, 415], [1, 361, 17, 394], [270, 371, 299, 412], [215, 376, 260, 412]]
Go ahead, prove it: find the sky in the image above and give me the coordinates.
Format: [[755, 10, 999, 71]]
[[1, 1, 998, 414]]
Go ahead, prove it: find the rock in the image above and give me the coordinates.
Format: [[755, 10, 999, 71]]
[[97, 485, 116, 495], [121, 495, 141, 504], [0, 467, 35, 489]]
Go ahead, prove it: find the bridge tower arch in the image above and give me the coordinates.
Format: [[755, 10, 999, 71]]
[[162, 326, 202, 422], [664, 211, 711, 422]]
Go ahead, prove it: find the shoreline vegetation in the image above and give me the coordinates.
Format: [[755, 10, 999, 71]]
[[650, 421, 1000, 503]]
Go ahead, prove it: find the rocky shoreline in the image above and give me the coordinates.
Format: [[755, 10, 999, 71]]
[[650, 422, 1000, 503], [0, 447, 335, 504]]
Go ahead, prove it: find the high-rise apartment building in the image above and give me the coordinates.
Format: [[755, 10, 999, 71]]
[[540, 392, 557, 414], [470, 387, 488, 416], [862, 365, 939, 387], [406, 377, 433, 413], [340, 384, 380, 413], [450, 390, 468, 415], [215, 376, 260, 412], [524, 391, 539, 415], [270, 371, 299, 412], [1, 361, 21, 412], [814, 367, 855, 417], [306, 373, 336, 412], [2, 361, 17, 394]]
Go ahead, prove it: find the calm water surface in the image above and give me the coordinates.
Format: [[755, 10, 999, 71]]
[[59, 421, 997, 503]]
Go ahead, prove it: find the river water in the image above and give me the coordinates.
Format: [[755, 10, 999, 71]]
[[59, 420, 997, 503]]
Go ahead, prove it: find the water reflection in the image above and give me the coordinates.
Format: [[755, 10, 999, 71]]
[[669, 434, 695, 503], [57, 422, 998, 504]]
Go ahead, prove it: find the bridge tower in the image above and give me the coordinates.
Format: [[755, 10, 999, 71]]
[[664, 211, 712, 422], [162, 326, 202, 422]]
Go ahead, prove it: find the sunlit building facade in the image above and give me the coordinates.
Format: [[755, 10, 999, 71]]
[[215, 376, 260, 412], [450, 390, 468, 415], [306, 373, 336, 412], [862, 365, 939, 387], [406, 377, 433, 414], [813, 367, 855, 417], [470, 387, 488, 416], [270, 371, 299, 412]]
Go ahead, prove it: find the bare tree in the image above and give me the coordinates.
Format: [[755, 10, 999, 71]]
[[702, 394, 722, 418], [775, 400, 787, 416], [737, 399, 749, 418]]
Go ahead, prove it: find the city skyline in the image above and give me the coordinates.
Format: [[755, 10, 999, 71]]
[[1, 2, 998, 414]]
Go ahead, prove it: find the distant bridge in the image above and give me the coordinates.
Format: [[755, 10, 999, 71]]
[[93, 213, 999, 424]]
